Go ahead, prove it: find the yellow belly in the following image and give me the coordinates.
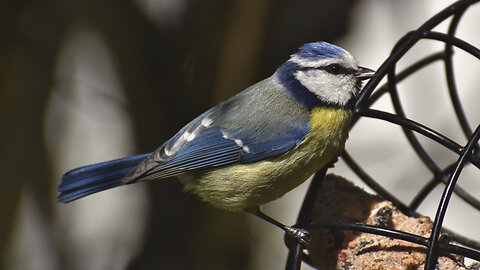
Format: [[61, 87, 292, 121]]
[[179, 107, 353, 211]]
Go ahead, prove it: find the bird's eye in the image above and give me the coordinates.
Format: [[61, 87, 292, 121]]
[[325, 64, 344, 75]]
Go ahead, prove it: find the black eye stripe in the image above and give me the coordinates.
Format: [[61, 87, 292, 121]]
[[321, 64, 355, 75], [295, 64, 355, 75]]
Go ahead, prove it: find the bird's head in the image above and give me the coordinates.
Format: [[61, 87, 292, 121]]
[[276, 42, 374, 110]]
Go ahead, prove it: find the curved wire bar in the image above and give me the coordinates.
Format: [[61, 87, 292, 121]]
[[345, 142, 480, 252], [364, 51, 446, 109], [425, 123, 480, 268], [285, 168, 328, 270], [354, 47, 480, 214], [409, 164, 455, 210], [287, 1, 480, 269], [356, 108, 467, 159], [309, 220, 480, 261], [356, 0, 479, 107], [423, 32, 480, 60], [341, 151, 415, 216], [387, 63, 443, 174], [444, 7, 473, 139], [409, 162, 480, 212]]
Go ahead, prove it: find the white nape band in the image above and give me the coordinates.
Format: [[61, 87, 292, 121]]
[[290, 53, 358, 69]]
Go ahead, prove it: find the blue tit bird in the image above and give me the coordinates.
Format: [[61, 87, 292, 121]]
[[57, 41, 374, 245]]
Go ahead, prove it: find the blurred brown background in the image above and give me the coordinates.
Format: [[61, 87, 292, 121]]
[[0, 0, 357, 269]]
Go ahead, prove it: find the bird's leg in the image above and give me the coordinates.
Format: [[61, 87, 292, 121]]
[[327, 156, 339, 168], [246, 207, 312, 248]]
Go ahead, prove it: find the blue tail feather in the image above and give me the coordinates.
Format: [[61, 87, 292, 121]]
[[57, 153, 151, 203]]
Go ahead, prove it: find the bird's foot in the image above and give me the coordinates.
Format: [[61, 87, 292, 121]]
[[284, 226, 312, 248]]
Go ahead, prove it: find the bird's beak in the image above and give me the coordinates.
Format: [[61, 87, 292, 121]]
[[356, 66, 376, 80]]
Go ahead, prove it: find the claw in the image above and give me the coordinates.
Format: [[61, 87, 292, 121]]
[[246, 208, 312, 248], [285, 226, 312, 247]]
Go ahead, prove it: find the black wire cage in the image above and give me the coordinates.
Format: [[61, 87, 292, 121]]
[[286, 0, 480, 269]]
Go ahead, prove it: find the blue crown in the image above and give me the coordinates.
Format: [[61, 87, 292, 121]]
[[293, 42, 347, 60]]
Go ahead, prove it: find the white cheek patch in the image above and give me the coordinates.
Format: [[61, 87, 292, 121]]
[[294, 70, 357, 106]]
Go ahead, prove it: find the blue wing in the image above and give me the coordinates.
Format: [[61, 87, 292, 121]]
[[141, 123, 308, 180], [123, 78, 311, 183], [142, 126, 242, 179], [230, 124, 309, 163]]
